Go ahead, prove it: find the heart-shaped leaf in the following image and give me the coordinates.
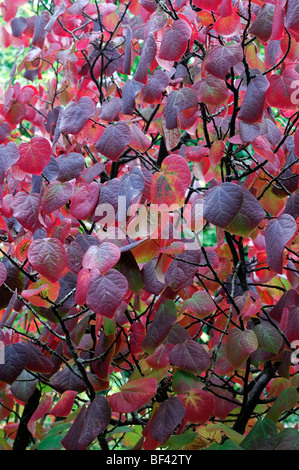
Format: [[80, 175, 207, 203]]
[[108, 378, 157, 413], [203, 182, 243, 229], [159, 19, 192, 62], [151, 155, 192, 207], [205, 43, 243, 79], [41, 181, 73, 214], [226, 328, 258, 370], [28, 238, 68, 283], [95, 121, 131, 161], [82, 242, 121, 273], [178, 389, 215, 424], [60, 96, 96, 134], [169, 340, 211, 374], [17, 137, 52, 175], [86, 268, 128, 318]]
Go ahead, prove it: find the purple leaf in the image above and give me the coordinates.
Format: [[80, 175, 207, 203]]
[[205, 43, 243, 79], [25, 341, 54, 374], [95, 122, 132, 161], [121, 79, 143, 115], [98, 97, 122, 122], [159, 19, 192, 62], [119, 166, 145, 210], [133, 33, 157, 84], [50, 366, 89, 394], [150, 397, 186, 445], [41, 181, 73, 214], [0, 342, 28, 385], [248, 4, 275, 43], [61, 406, 88, 450], [78, 396, 111, 448], [141, 69, 170, 104], [141, 300, 177, 354], [11, 192, 42, 232], [123, 26, 132, 75], [238, 74, 270, 124], [60, 97, 95, 135], [225, 186, 265, 237], [169, 340, 211, 374], [86, 268, 128, 318], [284, 191, 299, 220], [32, 10, 51, 48], [203, 182, 243, 229], [164, 249, 201, 291], [265, 214, 297, 273], [165, 88, 198, 130], [10, 370, 38, 403], [57, 152, 85, 182]]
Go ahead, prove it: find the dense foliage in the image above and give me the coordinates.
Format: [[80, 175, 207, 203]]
[[0, 0, 299, 451]]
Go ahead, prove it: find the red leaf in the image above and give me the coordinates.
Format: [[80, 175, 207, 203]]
[[108, 378, 157, 413], [17, 137, 52, 175], [193, 75, 229, 107], [69, 182, 100, 220], [82, 242, 121, 273], [181, 290, 215, 319], [28, 238, 68, 283], [151, 155, 192, 207], [192, 0, 221, 11], [27, 395, 52, 435], [50, 390, 77, 417], [226, 328, 258, 370], [178, 389, 215, 424], [266, 69, 299, 111], [129, 322, 146, 355], [41, 181, 73, 214]]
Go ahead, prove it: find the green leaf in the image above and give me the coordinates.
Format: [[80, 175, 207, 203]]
[[254, 322, 283, 354], [275, 428, 299, 450], [240, 418, 278, 450], [206, 440, 243, 450], [267, 388, 299, 423], [165, 430, 197, 450]]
